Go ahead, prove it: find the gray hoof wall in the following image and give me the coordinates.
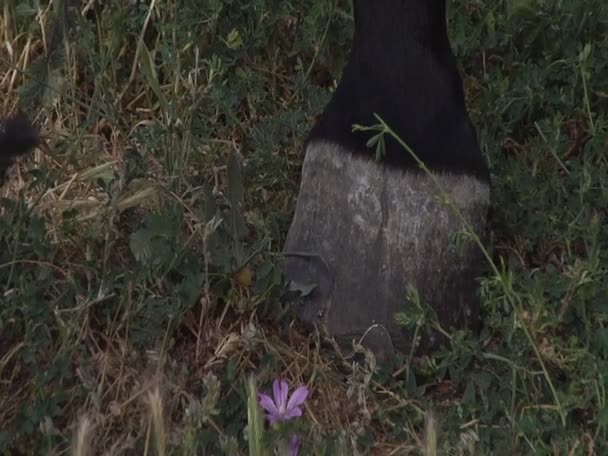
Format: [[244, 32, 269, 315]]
[[283, 142, 490, 356]]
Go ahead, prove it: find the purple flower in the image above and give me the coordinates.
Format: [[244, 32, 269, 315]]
[[289, 434, 301, 456], [258, 379, 309, 424]]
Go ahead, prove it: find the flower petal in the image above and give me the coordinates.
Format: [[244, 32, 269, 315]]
[[283, 406, 303, 420], [286, 385, 309, 410], [273, 379, 289, 412], [258, 393, 278, 416], [289, 434, 301, 456]]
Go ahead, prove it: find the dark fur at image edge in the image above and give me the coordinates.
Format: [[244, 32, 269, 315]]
[[306, 0, 490, 182], [0, 114, 40, 184]]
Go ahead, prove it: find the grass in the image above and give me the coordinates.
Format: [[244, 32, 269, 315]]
[[1, 0, 608, 454]]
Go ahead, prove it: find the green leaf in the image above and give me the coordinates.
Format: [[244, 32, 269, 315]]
[[225, 29, 243, 50], [227, 151, 244, 206], [598, 408, 608, 428], [129, 227, 153, 263], [463, 381, 476, 405], [247, 376, 264, 456], [202, 183, 217, 223], [227, 151, 246, 264], [138, 38, 171, 115]]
